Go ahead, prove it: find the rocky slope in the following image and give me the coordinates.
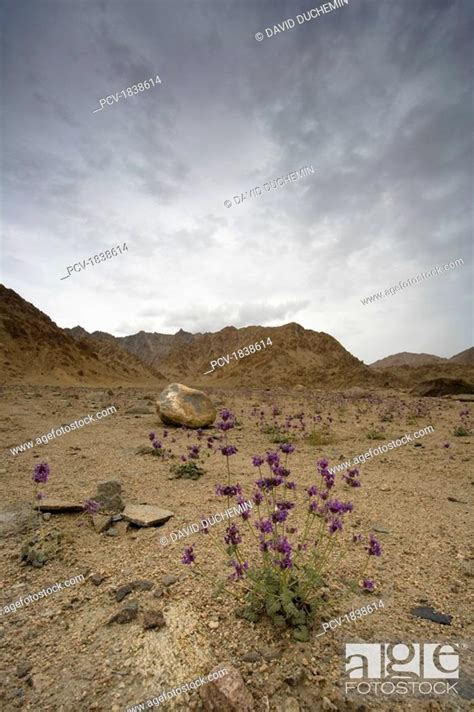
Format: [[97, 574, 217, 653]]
[[0, 286, 165, 386]]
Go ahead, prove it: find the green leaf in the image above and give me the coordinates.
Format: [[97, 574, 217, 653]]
[[293, 626, 309, 642]]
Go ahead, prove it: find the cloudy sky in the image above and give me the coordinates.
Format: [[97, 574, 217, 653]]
[[1, 0, 472, 363]]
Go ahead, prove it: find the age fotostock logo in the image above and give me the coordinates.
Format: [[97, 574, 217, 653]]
[[344, 643, 460, 696]]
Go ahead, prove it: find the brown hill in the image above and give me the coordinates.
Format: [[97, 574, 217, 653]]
[[157, 323, 387, 390], [450, 347, 474, 365], [370, 352, 447, 368], [0, 285, 165, 386]]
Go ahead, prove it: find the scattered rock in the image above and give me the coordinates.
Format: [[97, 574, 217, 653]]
[[0, 503, 39, 539], [42, 513, 52, 522], [322, 697, 338, 711], [260, 647, 282, 661], [106, 527, 118, 537], [208, 621, 219, 630], [284, 668, 305, 686], [143, 609, 166, 630], [199, 663, 254, 711], [162, 574, 178, 587], [241, 652, 260, 663], [16, 663, 32, 679], [90, 574, 106, 586], [112, 514, 122, 522], [410, 606, 452, 625], [123, 504, 174, 527], [275, 698, 300, 712], [35, 499, 83, 513], [153, 588, 164, 599], [114, 521, 129, 537], [157, 383, 216, 428], [116, 585, 134, 602], [447, 496, 467, 504], [92, 514, 113, 533], [116, 580, 154, 602], [371, 524, 390, 534], [21, 529, 62, 567], [94, 480, 124, 513], [108, 602, 138, 625]]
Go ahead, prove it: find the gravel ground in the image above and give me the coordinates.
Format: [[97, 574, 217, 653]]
[[0, 385, 472, 711]]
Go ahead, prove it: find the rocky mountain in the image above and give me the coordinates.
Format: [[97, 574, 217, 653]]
[[66, 326, 195, 368], [370, 348, 474, 369], [156, 323, 387, 390], [0, 286, 165, 386], [370, 352, 447, 368]]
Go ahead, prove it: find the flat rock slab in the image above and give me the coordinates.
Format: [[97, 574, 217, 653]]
[[410, 606, 452, 625], [35, 500, 84, 513], [122, 504, 174, 527]]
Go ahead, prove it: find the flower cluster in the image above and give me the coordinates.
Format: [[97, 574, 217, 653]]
[[180, 409, 382, 637]]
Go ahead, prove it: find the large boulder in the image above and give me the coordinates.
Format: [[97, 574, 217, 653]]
[[156, 383, 216, 428]]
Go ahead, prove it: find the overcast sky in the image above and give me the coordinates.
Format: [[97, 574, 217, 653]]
[[1, 0, 472, 363]]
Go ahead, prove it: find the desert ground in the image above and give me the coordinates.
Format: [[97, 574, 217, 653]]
[[0, 384, 472, 712]]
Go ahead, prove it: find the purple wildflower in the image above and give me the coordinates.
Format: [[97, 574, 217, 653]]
[[152, 440, 162, 450], [353, 534, 364, 544], [224, 523, 242, 546], [255, 518, 273, 534], [285, 481, 296, 490], [188, 444, 200, 458], [253, 491, 264, 506], [221, 445, 238, 457], [276, 500, 295, 511], [271, 509, 288, 524], [279, 443, 295, 454], [259, 536, 272, 553], [236, 496, 251, 520], [328, 517, 343, 534], [181, 546, 195, 564], [362, 578, 375, 591], [229, 559, 248, 581], [216, 484, 242, 497], [366, 534, 382, 557], [252, 455, 264, 467], [306, 485, 318, 496], [83, 499, 100, 515], [265, 451, 280, 467], [148, 432, 156, 441], [33, 462, 50, 484]]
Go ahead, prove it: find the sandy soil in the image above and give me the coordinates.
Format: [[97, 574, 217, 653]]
[[0, 385, 472, 711]]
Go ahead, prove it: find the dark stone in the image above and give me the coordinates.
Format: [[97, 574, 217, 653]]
[[90, 574, 106, 586], [410, 606, 452, 625], [108, 601, 138, 625], [447, 496, 467, 503], [133, 580, 154, 591], [153, 588, 164, 599], [116, 584, 134, 602], [242, 652, 260, 663], [16, 663, 32, 678], [95, 480, 124, 513], [162, 574, 178, 587], [143, 609, 166, 630]]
